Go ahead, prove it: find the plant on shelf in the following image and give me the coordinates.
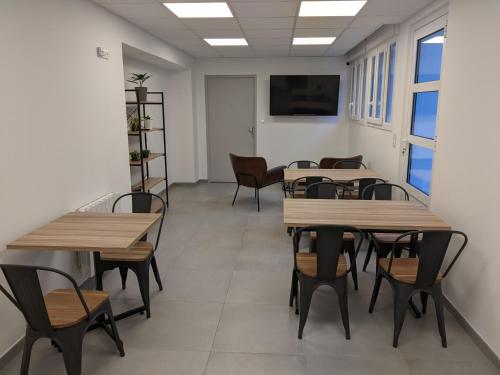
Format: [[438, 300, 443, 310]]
[[130, 150, 141, 162], [141, 149, 151, 159], [128, 115, 140, 132], [143, 115, 152, 130], [127, 73, 151, 102]]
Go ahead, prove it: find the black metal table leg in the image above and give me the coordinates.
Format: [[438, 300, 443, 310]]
[[408, 232, 421, 318]]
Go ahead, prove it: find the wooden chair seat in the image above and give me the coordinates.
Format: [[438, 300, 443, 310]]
[[297, 253, 347, 278], [372, 233, 412, 244], [310, 231, 355, 241], [379, 258, 443, 284], [44, 289, 110, 329], [101, 241, 153, 261]]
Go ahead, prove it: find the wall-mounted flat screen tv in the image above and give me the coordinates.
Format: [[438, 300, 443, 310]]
[[270, 75, 340, 116]]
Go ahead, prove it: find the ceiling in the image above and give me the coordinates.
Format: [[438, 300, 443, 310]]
[[94, 0, 435, 58]]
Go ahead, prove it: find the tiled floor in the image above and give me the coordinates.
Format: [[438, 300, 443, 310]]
[[2, 183, 498, 374]]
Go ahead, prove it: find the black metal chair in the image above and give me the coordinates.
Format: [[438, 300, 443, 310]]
[[287, 160, 319, 169], [304, 182, 360, 290], [361, 183, 412, 272], [93, 192, 166, 318], [290, 176, 334, 198], [290, 225, 363, 340], [368, 230, 468, 348], [0, 264, 124, 375], [333, 160, 367, 169], [339, 177, 386, 200]]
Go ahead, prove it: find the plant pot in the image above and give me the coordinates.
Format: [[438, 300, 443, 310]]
[[142, 150, 151, 159], [135, 87, 148, 102], [144, 118, 152, 130]]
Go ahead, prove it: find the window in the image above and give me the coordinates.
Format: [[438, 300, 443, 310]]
[[349, 40, 396, 126], [402, 17, 446, 200], [385, 43, 396, 123]]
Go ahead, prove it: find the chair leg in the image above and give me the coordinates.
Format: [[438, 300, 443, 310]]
[[133, 263, 151, 318], [420, 291, 428, 315], [432, 288, 447, 348], [362, 240, 374, 272], [393, 286, 410, 348], [334, 278, 350, 340], [20, 329, 37, 375], [368, 274, 383, 313], [150, 256, 163, 291], [58, 328, 84, 375], [105, 301, 125, 356], [119, 267, 128, 290], [298, 276, 314, 339], [232, 184, 240, 206], [345, 241, 358, 291], [256, 188, 260, 211], [289, 269, 298, 314]]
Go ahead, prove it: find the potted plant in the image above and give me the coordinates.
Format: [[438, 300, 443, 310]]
[[143, 115, 152, 130], [141, 149, 151, 159], [128, 116, 140, 132], [127, 73, 151, 102], [130, 150, 140, 162]]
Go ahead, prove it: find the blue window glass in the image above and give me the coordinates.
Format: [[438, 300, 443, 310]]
[[361, 58, 367, 119], [385, 43, 396, 123], [411, 91, 438, 139], [415, 29, 444, 83], [375, 51, 384, 118], [407, 144, 433, 195], [369, 56, 375, 117]]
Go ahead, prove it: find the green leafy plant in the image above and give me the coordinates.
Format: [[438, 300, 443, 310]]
[[142, 149, 151, 158], [127, 73, 151, 87], [130, 150, 140, 161], [144, 115, 152, 120], [128, 116, 140, 132]]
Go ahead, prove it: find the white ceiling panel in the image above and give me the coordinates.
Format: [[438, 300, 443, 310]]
[[94, 0, 439, 58], [239, 17, 295, 29], [231, 2, 298, 18]]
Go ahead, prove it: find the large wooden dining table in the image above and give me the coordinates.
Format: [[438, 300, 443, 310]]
[[6, 211, 162, 323], [284, 168, 385, 183]]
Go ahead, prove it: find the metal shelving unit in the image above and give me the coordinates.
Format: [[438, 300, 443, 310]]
[[126, 89, 169, 207]]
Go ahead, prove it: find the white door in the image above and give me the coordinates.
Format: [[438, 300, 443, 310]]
[[206, 76, 256, 182], [401, 16, 447, 203]]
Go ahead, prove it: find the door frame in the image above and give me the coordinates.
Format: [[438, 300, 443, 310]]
[[205, 74, 257, 182]]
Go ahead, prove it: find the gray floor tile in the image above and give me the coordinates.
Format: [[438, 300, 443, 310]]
[[172, 245, 241, 271], [205, 352, 305, 375]]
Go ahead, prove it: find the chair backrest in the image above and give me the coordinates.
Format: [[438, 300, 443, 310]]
[[343, 178, 386, 199], [291, 176, 334, 198], [287, 160, 319, 169], [0, 264, 90, 331], [113, 192, 166, 250], [361, 183, 409, 201], [229, 153, 268, 187], [294, 226, 363, 279], [333, 160, 367, 169], [305, 182, 338, 199], [387, 231, 468, 287], [319, 155, 363, 169]]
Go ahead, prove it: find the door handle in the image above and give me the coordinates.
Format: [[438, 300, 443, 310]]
[[248, 126, 255, 135]]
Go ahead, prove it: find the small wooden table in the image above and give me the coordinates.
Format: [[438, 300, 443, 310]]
[[283, 199, 450, 231], [284, 168, 385, 183], [6, 212, 162, 323]]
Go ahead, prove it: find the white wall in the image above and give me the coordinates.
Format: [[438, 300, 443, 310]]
[[347, 0, 500, 357], [194, 57, 350, 179], [0, 0, 192, 358]]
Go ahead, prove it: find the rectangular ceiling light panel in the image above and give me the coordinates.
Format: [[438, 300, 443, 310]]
[[299, 1, 367, 17], [205, 38, 248, 46], [293, 37, 336, 45], [164, 2, 233, 18]]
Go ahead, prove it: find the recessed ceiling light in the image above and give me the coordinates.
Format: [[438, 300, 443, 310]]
[[163, 2, 233, 18], [423, 36, 444, 44], [204, 38, 248, 46], [299, 1, 367, 17], [293, 37, 336, 45]]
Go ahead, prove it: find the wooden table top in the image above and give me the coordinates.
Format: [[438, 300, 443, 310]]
[[284, 168, 385, 183], [283, 199, 450, 231], [6, 212, 161, 252]]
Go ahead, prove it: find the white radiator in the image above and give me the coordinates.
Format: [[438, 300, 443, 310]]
[[75, 192, 121, 277]]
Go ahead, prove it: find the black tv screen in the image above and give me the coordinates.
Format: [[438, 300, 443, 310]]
[[270, 75, 340, 116]]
